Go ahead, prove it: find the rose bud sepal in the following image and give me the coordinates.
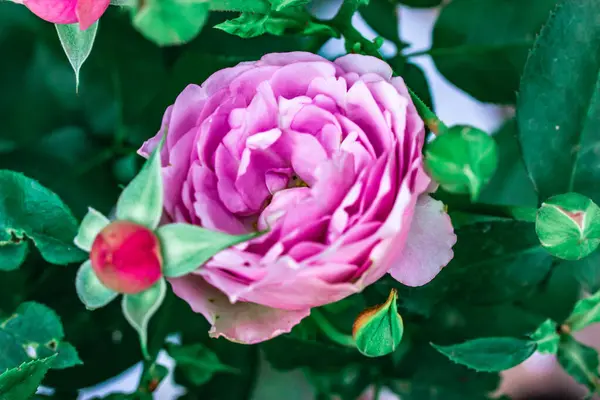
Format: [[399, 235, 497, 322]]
[[353, 289, 404, 358], [536, 192, 600, 260]]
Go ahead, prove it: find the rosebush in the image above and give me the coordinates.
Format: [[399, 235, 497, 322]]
[[1, 0, 600, 399]]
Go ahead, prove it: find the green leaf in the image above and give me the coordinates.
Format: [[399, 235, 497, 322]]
[[55, 22, 98, 92], [399, 0, 442, 7], [73, 208, 109, 252], [530, 319, 559, 354], [157, 223, 258, 278], [0, 302, 82, 371], [557, 336, 600, 393], [432, 338, 536, 372], [0, 356, 56, 400], [0, 241, 28, 272], [122, 279, 166, 360], [360, 0, 401, 45], [535, 193, 600, 260], [425, 126, 498, 200], [517, 0, 600, 204], [116, 135, 164, 230], [270, 0, 309, 12], [132, 0, 210, 46], [353, 289, 404, 358], [215, 12, 335, 39], [207, 0, 270, 12], [478, 119, 538, 207], [167, 343, 238, 386], [75, 260, 118, 310], [0, 170, 86, 268], [566, 291, 600, 332], [430, 0, 557, 104]]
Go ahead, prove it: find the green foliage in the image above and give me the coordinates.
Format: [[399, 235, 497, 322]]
[[76, 260, 118, 310], [0, 302, 81, 371], [0, 356, 56, 400], [167, 343, 238, 386], [431, 338, 537, 372], [517, 0, 600, 204], [0, 170, 86, 269], [557, 336, 600, 393], [566, 291, 600, 332], [55, 22, 98, 91], [425, 126, 498, 200], [430, 0, 557, 104], [530, 319, 559, 354], [132, 0, 210, 46]]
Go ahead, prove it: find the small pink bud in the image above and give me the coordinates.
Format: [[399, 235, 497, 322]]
[[90, 221, 162, 294]]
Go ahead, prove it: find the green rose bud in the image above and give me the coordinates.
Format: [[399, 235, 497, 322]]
[[352, 289, 403, 357], [535, 192, 600, 260]]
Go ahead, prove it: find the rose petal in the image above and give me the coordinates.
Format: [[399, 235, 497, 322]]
[[170, 275, 309, 344], [76, 0, 109, 30], [335, 54, 393, 80], [388, 195, 456, 286], [23, 0, 77, 24]]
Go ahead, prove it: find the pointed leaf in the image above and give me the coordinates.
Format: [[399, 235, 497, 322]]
[[557, 336, 600, 393], [517, 0, 600, 204], [122, 279, 166, 359], [352, 289, 403, 357], [431, 338, 537, 372], [425, 125, 498, 201], [73, 208, 110, 252], [0, 356, 56, 400], [55, 22, 98, 92], [566, 291, 600, 332], [75, 260, 118, 310], [116, 135, 164, 229], [167, 343, 238, 386], [531, 319, 560, 354], [535, 193, 600, 260], [133, 0, 210, 46], [157, 223, 258, 278], [0, 170, 85, 267], [0, 302, 81, 371]]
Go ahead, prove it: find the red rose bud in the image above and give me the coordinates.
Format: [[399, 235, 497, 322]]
[[352, 289, 404, 357], [90, 221, 163, 294]]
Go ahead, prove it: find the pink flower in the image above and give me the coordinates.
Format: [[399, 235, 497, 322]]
[[139, 52, 456, 344], [17, 0, 109, 30]]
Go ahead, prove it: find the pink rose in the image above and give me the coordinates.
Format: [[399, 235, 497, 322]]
[[140, 52, 456, 344], [15, 0, 109, 30]]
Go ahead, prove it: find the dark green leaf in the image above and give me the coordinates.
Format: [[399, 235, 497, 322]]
[[361, 0, 401, 45], [167, 343, 238, 386], [0, 356, 56, 400], [0, 170, 86, 267], [557, 336, 600, 393], [207, 0, 270, 13], [399, 0, 441, 7], [0, 302, 81, 371], [517, 0, 600, 204], [431, 0, 557, 104], [432, 338, 536, 372]]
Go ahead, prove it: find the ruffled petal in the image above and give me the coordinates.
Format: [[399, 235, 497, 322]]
[[170, 275, 309, 344], [388, 195, 456, 287]]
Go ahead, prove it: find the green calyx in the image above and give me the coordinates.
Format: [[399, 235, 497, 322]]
[[535, 192, 600, 260], [352, 289, 404, 358]]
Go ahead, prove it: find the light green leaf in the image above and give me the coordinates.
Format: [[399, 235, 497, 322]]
[[535, 193, 600, 260], [157, 223, 258, 278], [73, 208, 109, 252], [566, 291, 600, 332], [557, 336, 600, 393], [55, 22, 98, 92], [122, 279, 166, 360], [0, 356, 56, 400], [76, 260, 118, 310], [425, 126, 498, 201], [270, 0, 309, 12], [432, 337, 536, 372], [353, 289, 403, 357], [116, 135, 164, 229], [0, 302, 82, 371], [530, 319, 559, 354], [132, 0, 210, 46], [167, 343, 238, 386], [215, 12, 334, 39], [517, 0, 600, 204], [0, 170, 86, 268], [215, 13, 268, 38]]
